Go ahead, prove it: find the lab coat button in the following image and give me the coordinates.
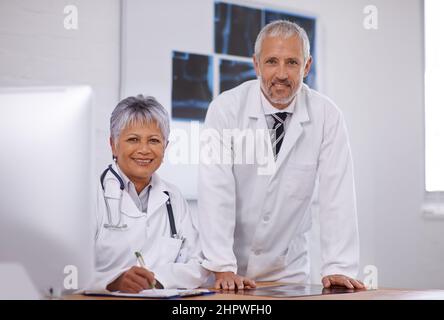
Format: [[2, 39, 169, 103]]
[[254, 250, 261, 255], [263, 215, 270, 222]]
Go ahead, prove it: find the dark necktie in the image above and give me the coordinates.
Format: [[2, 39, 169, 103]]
[[271, 112, 288, 159]]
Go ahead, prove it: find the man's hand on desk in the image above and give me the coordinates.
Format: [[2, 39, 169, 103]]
[[106, 266, 160, 293], [322, 274, 366, 289], [214, 271, 256, 290]]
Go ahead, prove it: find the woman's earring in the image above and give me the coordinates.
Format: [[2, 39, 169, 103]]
[[112, 156, 117, 162]]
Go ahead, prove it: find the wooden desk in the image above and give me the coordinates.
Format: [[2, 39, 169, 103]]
[[64, 282, 444, 300]]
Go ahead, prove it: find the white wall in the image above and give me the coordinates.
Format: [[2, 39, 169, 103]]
[[0, 0, 120, 176], [1, 0, 442, 289]]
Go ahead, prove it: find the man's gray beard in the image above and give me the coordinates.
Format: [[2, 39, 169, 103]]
[[259, 77, 300, 106], [268, 92, 297, 105]]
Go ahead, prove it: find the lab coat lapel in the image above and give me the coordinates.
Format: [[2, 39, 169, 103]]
[[106, 163, 144, 218], [246, 81, 274, 168], [246, 81, 267, 128], [146, 173, 169, 216], [116, 170, 169, 217], [120, 191, 145, 217], [275, 87, 310, 170]]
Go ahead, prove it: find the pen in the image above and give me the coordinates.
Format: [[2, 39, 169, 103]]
[[134, 251, 156, 289]]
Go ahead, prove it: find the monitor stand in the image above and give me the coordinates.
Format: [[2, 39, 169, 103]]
[[0, 263, 40, 299]]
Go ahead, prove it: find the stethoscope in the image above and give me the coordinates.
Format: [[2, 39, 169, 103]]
[[100, 164, 178, 238]]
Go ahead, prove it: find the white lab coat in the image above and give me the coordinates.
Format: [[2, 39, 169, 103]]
[[91, 164, 209, 290], [198, 80, 359, 283]]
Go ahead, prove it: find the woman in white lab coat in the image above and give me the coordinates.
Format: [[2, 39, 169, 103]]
[[93, 95, 209, 292]]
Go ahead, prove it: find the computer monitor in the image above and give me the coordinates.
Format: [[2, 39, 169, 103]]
[[0, 86, 95, 299]]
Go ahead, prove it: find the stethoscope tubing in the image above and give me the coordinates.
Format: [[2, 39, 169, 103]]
[[100, 164, 177, 236]]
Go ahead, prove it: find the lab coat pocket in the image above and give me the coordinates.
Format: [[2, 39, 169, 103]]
[[285, 162, 317, 200], [158, 236, 183, 264]]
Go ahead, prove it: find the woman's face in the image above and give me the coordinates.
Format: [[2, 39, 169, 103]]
[[111, 121, 165, 190]]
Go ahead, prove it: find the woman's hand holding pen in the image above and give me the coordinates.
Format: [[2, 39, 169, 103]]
[[106, 266, 157, 293]]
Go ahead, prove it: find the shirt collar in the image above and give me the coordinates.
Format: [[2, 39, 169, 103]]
[[260, 90, 296, 115], [115, 163, 152, 195]]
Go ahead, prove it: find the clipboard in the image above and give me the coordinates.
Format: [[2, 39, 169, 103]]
[[84, 288, 215, 299]]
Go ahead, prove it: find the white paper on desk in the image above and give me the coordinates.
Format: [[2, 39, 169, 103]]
[[84, 288, 212, 299]]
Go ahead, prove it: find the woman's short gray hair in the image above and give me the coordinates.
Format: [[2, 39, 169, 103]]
[[110, 95, 170, 144], [254, 20, 311, 63]]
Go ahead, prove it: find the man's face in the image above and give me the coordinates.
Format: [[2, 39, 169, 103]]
[[253, 35, 312, 109]]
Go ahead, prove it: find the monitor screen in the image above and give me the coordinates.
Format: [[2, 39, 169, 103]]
[[0, 86, 95, 298]]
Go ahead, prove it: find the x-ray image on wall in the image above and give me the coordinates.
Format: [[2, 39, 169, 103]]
[[219, 59, 256, 94], [265, 10, 317, 89], [214, 1, 318, 89], [171, 51, 213, 121], [214, 2, 262, 58]]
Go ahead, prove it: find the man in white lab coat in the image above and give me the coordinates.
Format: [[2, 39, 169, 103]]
[[198, 20, 364, 290]]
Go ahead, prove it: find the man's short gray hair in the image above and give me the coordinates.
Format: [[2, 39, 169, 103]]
[[110, 95, 170, 145], [254, 20, 311, 62]]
